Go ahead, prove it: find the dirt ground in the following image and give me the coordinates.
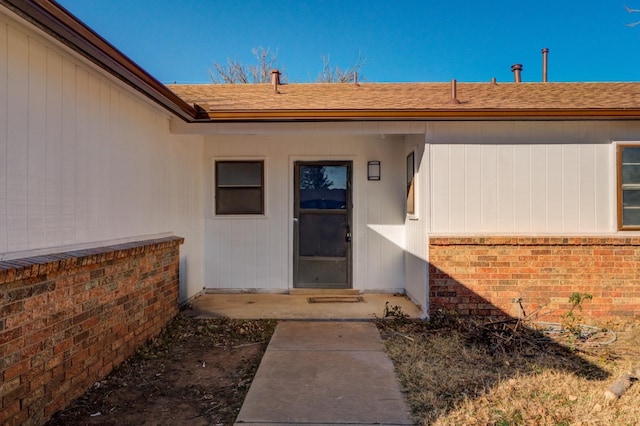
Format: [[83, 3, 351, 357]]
[[46, 312, 278, 426], [47, 306, 639, 426]]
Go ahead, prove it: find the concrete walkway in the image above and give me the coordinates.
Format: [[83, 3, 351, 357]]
[[235, 321, 414, 426]]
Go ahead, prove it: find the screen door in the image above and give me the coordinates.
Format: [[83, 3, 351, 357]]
[[293, 161, 352, 288]]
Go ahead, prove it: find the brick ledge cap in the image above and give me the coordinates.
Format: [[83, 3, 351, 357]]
[[0, 236, 184, 282], [429, 236, 640, 246]]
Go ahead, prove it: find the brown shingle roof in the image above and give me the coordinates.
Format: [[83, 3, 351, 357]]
[[167, 82, 640, 121]]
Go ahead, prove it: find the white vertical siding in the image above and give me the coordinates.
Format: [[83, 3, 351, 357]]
[[45, 48, 64, 246], [6, 24, 29, 250], [427, 121, 640, 234], [0, 21, 8, 251], [496, 145, 515, 230], [203, 134, 406, 292], [0, 14, 205, 300], [60, 57, 76, 245], [481, 145, 498, 231], [404, 135, 428, 315], [27, 35, 47, 248]]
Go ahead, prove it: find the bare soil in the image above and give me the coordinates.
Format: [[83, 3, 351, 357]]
[[46, 313, 278, 426], [47, 307, 639, 426]]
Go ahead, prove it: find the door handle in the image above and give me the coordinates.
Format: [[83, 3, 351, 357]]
[[345, 224, 352, 242]]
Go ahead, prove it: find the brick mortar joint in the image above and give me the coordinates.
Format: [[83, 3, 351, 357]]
[[0, 236, 184, 283]]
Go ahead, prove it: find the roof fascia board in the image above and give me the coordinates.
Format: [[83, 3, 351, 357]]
[[204, 108, 640, 122], [0, 0, 204, 122]]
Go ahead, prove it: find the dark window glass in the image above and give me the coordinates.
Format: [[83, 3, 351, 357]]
[[299, 166, 347, 210], [406, 152, 415, 215], [216, 161, 264, 215]]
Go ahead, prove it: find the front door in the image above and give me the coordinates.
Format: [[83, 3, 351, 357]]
[[293, 161, 352, 288]]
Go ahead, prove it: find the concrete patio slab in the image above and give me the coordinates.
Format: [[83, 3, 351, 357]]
[[188, 293, 422, 320], [234, 321, 414, 426]]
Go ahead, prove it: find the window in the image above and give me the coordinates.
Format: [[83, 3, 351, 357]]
[[618, 145, 640, 229], [215, 161, 264, 215], [406, 152, 415, 215]]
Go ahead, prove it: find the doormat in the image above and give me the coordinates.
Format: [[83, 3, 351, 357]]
[[308, 296, 364, 304]]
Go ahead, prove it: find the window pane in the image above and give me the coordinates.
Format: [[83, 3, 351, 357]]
[[217, 162, 262, 186], [623, 164, 640, 185], [299, 166, 347, 210], [217, 188, 263, 214], [406, 152, 415, 214], [622, 147, 640, 164], [299, 166, 346, 189], [406, 153, 414, 185], [623, 208, 640, 227], [623, 189, 640, 207], [407, 182, 415, 214]]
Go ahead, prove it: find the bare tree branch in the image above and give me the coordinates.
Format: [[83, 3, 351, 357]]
[[625, 5, 640, 27], [209, 47, 366, 83], [316, 53, 366, 83], [209, 47, 284, 84]]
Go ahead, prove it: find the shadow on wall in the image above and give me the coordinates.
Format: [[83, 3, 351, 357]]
[[428, 237, 640, 323]]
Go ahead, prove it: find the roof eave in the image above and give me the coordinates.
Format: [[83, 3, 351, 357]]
[[205, 108, 640, 122], [1, 0, 207, 122]]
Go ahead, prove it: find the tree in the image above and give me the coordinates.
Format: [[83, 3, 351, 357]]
[[208, 47, 366, 83], [208, 47, 284, 83], [625, 4, 640, 27], [316, 53, 366, 83], [300, 167, 333, 189]]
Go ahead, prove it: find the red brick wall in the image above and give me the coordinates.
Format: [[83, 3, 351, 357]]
[[429, 237, 640, 322], [0, 236, 183, 425]]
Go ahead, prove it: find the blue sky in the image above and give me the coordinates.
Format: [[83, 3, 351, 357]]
[[57, 0, 640, 84]]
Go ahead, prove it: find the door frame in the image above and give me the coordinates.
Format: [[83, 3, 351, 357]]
[[290, 159, 354, 289]]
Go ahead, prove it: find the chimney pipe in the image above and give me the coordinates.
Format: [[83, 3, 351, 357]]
[[511, 64, 523, 83], [542, 48, 549, 83], [449, 78, 461, 104], [271, 69, 280, 91]]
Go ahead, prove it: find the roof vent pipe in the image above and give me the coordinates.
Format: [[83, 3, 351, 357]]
[[511, 64, 523, 83], [491, 77, 497, 85], [271, 69, 280, 92], [542, 48, 549, 83], [449, 78, 461, 104]]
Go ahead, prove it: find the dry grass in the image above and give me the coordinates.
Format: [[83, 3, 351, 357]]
[[378, 313, 640, 426]]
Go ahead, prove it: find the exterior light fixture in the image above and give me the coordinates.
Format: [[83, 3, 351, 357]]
[[367, 161, 380, 181]]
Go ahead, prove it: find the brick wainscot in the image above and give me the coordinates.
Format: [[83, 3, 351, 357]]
[[429, 236, 640, 322], [0, 236, 183, 425]]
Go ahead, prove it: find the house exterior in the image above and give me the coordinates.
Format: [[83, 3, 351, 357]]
[[3, 0, 640, 322], [9, 2, 640, 423], [169, 81, 640, 320]]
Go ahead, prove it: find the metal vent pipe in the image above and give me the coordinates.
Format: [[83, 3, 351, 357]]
[[542, 48, 549, 83], [450, 78, 461, 104], [271, 69, 280, 91], [511, 64, 523, 83]]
